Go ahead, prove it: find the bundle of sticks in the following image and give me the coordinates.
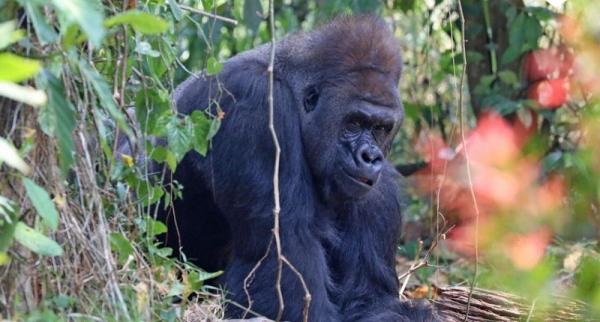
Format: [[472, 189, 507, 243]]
[[416, 285, 590, 322]]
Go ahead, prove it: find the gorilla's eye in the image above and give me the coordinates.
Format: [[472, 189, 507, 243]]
[[304, 86, 319, 113], [373, 124, 391, 137]]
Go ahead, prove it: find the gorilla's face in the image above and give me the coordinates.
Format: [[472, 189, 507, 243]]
[[301, 71, 403, 201]]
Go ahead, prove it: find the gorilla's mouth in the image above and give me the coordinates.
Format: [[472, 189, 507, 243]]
[[343, 169, 375, 188], [356, 177, 374, 186]]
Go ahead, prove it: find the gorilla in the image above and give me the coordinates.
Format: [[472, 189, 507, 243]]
[[161, 15, 438, 322]]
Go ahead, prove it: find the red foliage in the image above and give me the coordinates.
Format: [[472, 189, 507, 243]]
[[523, 47, 574, 82], [412, 113, 564, 266], [527, 78, 570, 109]]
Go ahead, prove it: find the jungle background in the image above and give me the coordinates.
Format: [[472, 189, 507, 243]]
[[1, 0, 599, 321]]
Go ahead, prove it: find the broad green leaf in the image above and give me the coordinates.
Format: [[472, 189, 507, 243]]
[[207, 118, 221, 140], [0, 137, 30, 175], [190, 111, 211, 156], [0, 222, 16, 254], [167, 0, 183, 20], [165, 150, 177, 172], [146, 217, 167, 237], [105, 10, 169, 35], [14, 222, 63, 257], [166, 117, 193, 161], [0, 82, 47, 107], [501, 11, 541, 65], [109, 232, 134, 264], [79, 59, 132, 137], [0, 21, 25, 49], [36, 71, 75, 175], [23, 178, 59, 231], [61, 24, 83, 49], [0, 53, 42, 83], [206, 57, 223, 76], [50, 0, 104, 46], [149, 146, 168, 163], [19, 2, 58, 44], [498, 70, 519, 87]]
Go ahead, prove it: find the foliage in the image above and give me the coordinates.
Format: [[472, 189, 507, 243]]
[[0, 0, 598, 320]]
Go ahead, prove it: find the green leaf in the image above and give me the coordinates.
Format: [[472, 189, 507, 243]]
[[50, 0, 104, 46], [0, 253, 9, 265], [481, 95, 520, 115], [146, 217, 167, 237], [23, 178, 59, 231], [0, 198, 17, 253], [36, 71, 76, 175], [207, 118, 221, 140], [167, 0, 183, 21], [0, 53, 42, 83], [0, 196, 17, 223], [206, 57, 223, 76], [190, 111, 211, 156], [105, 10, 169, 35], [135, 40, 160, 57], [501, 11, 541, 65], [0, 20, 25, 49], [19, 2, 58, 44], [109, 232, 134, 264], [498, 70, 519, 87], [79, 59, 132, 137], [166, 150, 177, 172], [0, 81, 47, 107], [0, 137, 30, 175], [166, 117, 193, 161], [61, 24, 83, 49], [14, 222, 63, 256]]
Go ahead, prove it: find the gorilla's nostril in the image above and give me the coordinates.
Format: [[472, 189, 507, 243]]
[[359, 147, 383, 165], [361, 151, 371, 162]]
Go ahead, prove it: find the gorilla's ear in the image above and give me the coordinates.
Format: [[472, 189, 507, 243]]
[[303, 86, 319, 113]]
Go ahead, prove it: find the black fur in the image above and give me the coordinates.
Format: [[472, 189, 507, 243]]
[[162, 15, 438, 322]]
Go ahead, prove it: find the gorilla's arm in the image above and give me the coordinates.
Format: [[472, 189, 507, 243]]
[[174, 60, 339, 322]]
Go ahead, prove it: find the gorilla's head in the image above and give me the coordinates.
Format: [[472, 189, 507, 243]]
[[291, 16, 404, 201]]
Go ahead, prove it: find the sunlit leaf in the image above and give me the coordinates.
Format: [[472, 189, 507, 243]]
[[0, 137, 30, 175], [14, 222, 63, 257], [206, 57, 223, 75], [23, 178, 59, 231], [0, 53, 42, 83], [0, 253, 9, 265], [0, 20, 25, 49], [105, 10, 169, 35], [50, 0, 104, 46], [0, 82, 47, 107]]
